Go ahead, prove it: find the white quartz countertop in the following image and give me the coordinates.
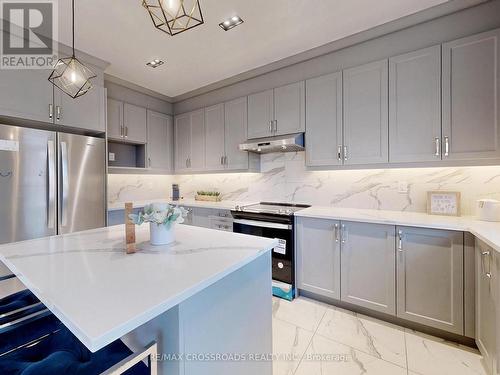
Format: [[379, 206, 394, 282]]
[[107, 199, 255, 211], [295, 206, 500, 253], [0, 225, 277, 352]]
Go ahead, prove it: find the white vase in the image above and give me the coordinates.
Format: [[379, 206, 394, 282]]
[[149, 223, 175, 246]]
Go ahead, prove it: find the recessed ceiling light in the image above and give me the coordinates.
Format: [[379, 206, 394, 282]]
[[219, 15, 243, 31], [146, 59, 164, 68]]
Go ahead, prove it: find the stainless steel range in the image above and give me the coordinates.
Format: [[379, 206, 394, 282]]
[[231, 202, 310, 300]]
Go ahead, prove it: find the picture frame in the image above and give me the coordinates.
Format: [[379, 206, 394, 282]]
[[426, 191, 461, 217]]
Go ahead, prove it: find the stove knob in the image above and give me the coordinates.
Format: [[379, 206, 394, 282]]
[[234, 205, 240, 211], [278, 262, 284, 269]]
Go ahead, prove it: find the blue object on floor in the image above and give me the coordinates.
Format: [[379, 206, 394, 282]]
[[0, 290, 39, 315], [0, 328, 149, 375], [272, 282, 295, 301]]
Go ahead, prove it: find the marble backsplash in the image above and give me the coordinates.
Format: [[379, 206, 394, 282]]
[[108, 152, 500, 216]]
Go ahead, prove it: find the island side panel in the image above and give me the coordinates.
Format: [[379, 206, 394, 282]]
[[179, 251, 273, 375]]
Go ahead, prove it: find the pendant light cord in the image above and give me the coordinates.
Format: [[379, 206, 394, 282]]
[[72, 0, 75, 57]]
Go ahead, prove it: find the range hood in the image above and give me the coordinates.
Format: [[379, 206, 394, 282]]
[[239, 133, 304, 154]]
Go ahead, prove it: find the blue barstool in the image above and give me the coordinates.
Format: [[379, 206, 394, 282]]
[[0, 279, 57, 355], [0, 326, 157, 375]]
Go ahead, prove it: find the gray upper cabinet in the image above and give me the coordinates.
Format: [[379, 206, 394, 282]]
[[247, 89, 274, 139], [147, 110, 173, 171], [55, 86, 106, 132], [190, 109, 205, 171], [389, 46, 442, 163], [247, 82, 305, 139], [123, 103, 147, 144], [396, 227, 464, 334], [224, 97, 249, 170], [273, 81, 305, 136], [0, 69, 54, 123], [442, 29, 500, 161], [475, 239, 497, 375], [296, 217, 341, 299], [305, 72, 343, 167], [343, 59, 389, 165], [107, 98, 124, 140], [204, 104, 226, 171], [340, 222, 396, 315], [174, 113, 191, 172]]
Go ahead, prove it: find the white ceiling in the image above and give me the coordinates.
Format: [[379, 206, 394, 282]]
[[57, 0, 450, 98]]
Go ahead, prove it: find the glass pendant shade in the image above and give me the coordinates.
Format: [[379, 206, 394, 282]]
[[48, 56, 96, 98], [143, 0, 204, 36]]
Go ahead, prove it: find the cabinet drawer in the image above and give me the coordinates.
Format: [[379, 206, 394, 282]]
[[209, 217, 233, 232]]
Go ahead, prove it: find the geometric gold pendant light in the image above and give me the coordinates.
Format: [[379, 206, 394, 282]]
[[142, 0, 204, 36], [48, 0, 96, 98]]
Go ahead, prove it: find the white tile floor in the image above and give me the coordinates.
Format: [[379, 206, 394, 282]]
[[272, 296, 487, 375]]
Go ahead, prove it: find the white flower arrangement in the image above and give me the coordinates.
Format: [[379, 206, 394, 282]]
[[129, 203, 188, 229]]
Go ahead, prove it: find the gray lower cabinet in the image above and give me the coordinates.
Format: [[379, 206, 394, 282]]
[[147, 110, 173, 171], [442, 28, 500, 161], [204, 103, 226, 171], [389, 45, 442, 163], [224, 97, 249, 170], [396, 226, 464, 334], [340, 222, 396, 315], [305, 72, 343, 167], [476, 239, 497, 375], [123, 103, 147, 144], [296, 217, 341, 299], [343, 59, 389, 165], [191, 207, 213, 228]]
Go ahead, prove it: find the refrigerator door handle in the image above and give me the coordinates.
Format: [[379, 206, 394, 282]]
[[60, 141, 69, 227], [47, 140, 55, 229]]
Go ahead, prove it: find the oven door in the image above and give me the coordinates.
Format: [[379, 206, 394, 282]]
[[233, 218, 293, 284]]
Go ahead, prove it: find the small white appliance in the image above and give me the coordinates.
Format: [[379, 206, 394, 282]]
[[477, 199, 500, 222]]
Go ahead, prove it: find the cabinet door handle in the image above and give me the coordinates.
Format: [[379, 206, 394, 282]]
[[220, 156, 224, 165], [186, 158, 189, 168], [334, 223, 339, 243], [273, 120, 278, 133], [435, 138, 440, 157], [56, 105, 61, 121], [444, 136, 449, 157], [49, 104, 53, 120], [269, 121, 273, 133], [337, 145, 342, 161], [398, 230, 403, 252], [224, 156, 227, 165], [148, 157, 151, 168], [341, 224, 347, 243], [482, 250, 492, 279], [124, 126, 128, 138], [343, 146, 348, 161]]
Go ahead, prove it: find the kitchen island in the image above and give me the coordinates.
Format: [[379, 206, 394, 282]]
[[0, 224, 277, 375]]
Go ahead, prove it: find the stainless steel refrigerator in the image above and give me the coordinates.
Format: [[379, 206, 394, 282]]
[[0, 124, 106, 275]]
